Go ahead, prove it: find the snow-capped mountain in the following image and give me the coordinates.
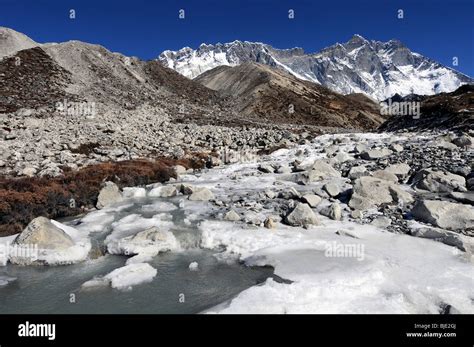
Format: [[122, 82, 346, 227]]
[[158, 35, 473, 100]]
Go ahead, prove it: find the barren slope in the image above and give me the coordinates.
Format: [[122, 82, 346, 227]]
[[196, 62, 385, 130]]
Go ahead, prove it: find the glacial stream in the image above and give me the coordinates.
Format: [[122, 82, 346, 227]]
[[0, 197, 274, 314]]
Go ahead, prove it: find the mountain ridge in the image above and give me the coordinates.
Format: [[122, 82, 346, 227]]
[[195, 62, 386, 129], [0, 27, 386, 131], [158, 35, 473, 100]]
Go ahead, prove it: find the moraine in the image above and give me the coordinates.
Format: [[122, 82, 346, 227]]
[[0, 131, 473, 314]]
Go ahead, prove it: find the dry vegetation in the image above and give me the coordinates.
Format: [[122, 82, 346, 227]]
[[0, 156, 207, 237]]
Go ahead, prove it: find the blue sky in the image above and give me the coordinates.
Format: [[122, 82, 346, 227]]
[[1, 0, 473, 76]]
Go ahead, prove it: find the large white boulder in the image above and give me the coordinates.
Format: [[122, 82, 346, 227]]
[[10, 218, 90, 266], [285, 203, 319, 227], [296, 160, 340, 185], [148, 185, 178, 198], [411, 200, 474, 231], [413, 169, 466, 193], [96, 181, 123, 209], [360, 148, 392, 160], [13, 217, 74, 250], [385, 163, 411, 179], [349, 176, 413, 210], [188, 187, 214, 201]]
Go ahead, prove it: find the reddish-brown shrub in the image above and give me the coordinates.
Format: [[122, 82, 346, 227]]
[[0, 155, 208, 236]]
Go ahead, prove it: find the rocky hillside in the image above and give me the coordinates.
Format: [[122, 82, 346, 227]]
[[0, 27, 38, 59], [0, 47, 76, 113], [379, 84, 474, 132], [195, 62, 385, 129], [40, 41, 226, 116], [0, 26, 471, 183], [1, 27, 384, 131], [0, 27, 227, 119], [159, 35, 473, 100]]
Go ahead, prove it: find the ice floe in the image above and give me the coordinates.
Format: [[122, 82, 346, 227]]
[[82, 262, 157, 290]]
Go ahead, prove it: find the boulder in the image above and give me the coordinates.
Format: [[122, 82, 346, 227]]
[[148, 185, 178, 198], [278, 187, 301, 200], [173, 165, 187, 176], [408, 221, 474, 252], [275, 164, 291, 174], [224, 210, 241, 221], [320, 203, 342, 221], [411, 200, 474, 231], [370, 216, 392, 228], [360, 148, 392, 160], [188, 187, 214, 201], [329, 152, 354, 164], [452, 135, 472, 148], [349, 176, 413, 210], [96, 181, 123, 209], [264, 190, 276, 199], [412, 169, 466, 193], [296, 160, 340, 184], [129, 227, 175, 243], [385, 163, 411, 179], [348, 166, 369, 180], [468, 178, 474, 191], [354, 144, 368, 153], [389, 143, 404, 152], [122, 187, 147, 199], [13, 217, 74, 250], [301, 194, 322, 207], [372, 170, 398, 183], [20, 167, 37, 177], [350, 209, 363, 219], [324, 145, 339, 155], [264, 217, 276, 229], [323, 182, 341, 197], [451, 165, 471, 177], [285, 203, 319, 227], [449, 192, 474, 206], [427, 139, 457, 150], [243, 211, 265, 225]]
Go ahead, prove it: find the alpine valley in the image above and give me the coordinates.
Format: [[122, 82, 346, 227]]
[[0, 26, 473, 315]]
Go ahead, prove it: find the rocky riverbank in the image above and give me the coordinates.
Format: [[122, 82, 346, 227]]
[[1, 130, 472, 313], [0, 105, 310, 178], [2, 129, 473, 257]]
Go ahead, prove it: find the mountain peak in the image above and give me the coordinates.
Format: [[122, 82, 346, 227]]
[[158, 35, 473, 100], [344, 34, 370, 50], [350, 34, 367, 41]]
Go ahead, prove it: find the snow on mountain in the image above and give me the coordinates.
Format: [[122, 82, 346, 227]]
[[159, 41, 281, 80], [158, 35, 473, 100]]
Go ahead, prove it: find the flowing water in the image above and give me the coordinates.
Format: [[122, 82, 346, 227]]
[[0, 197, 274, 314]]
